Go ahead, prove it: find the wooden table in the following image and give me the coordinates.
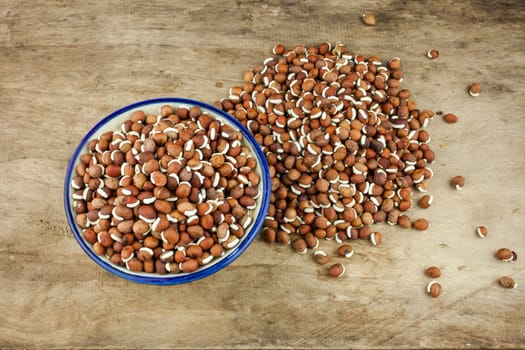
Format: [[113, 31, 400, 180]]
[[1, 1, 524, 348]]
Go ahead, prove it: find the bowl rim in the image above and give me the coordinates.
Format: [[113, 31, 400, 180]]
[[64, 97, 271, 285]]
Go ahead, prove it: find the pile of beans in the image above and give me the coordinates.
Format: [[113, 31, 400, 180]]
[[215, 42, 435, 252], [71, 104, 261, 274]]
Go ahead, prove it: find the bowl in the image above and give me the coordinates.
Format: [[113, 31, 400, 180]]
[[64, 97, 271, 285]]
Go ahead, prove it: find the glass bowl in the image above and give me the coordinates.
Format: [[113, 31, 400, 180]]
[[64, 97, 271, 285]]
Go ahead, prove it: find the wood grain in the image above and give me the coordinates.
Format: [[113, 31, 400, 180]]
[[1, 0, 524, 348]]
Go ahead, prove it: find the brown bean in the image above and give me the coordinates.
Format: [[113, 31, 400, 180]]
[[72, 103, 262, 277]]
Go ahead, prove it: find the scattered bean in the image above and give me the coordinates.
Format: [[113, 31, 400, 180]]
[[476, 225, 488, 238], [418, 194, 433, 209], [450, 175, 465, 190], [413, 218, 429, 231], [398, 214, 411, 229], [425, 265, 441, 278], [362, 12, 376, 26], [329, 263, 345, 278], [216, 42, 436, 257], [499, 276, 517, 289], [443, 113, 458, 124], [292, 238, 308, 254], [496, 248, 517, 262], [469, 82, 482, 97], [427, 49, 439, 59], [370, 232, 382, 246], [426, 280, 441, 298], [313, 250, 330, 265], [337, 244, 354, 258]]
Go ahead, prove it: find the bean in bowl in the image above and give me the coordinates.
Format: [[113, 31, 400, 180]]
[[65, 98, 270, 284]]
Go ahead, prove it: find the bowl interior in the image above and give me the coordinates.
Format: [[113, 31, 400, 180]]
[[65, 97, 271, 285]]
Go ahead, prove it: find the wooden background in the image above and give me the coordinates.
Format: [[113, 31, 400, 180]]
[[1, 0, 524, 348]]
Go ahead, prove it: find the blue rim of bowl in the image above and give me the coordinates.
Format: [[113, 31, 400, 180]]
[[64, 97, 271, 285]]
